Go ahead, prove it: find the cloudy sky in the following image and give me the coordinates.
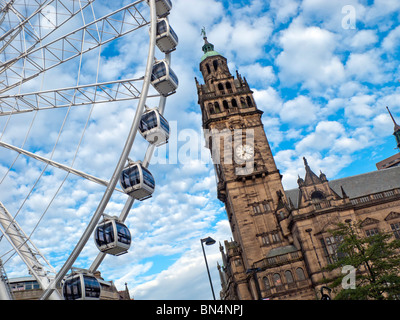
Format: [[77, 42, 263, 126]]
[[0, 0, 400, 300]]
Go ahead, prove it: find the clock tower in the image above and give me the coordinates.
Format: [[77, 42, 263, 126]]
[[196, 33, 314, 300]]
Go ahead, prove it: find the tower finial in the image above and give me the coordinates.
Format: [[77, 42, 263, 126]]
[[303, 157, 308, 167], [201, 27, 207, 40], [387, 106, 400, 131]]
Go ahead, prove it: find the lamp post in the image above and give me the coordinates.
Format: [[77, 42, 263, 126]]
[[201, 236, 216, 300]]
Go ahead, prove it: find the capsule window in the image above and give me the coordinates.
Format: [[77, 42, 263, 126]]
[[116, 222, 131, 245], [121, 166, 141, 190], [142, 168, 155, 189], [151, 62, 167, 82]]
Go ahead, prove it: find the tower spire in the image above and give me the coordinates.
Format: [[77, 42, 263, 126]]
[[386, 106, 400, 150], [200, 27, 221, 61], [387, 106, 400, 132]]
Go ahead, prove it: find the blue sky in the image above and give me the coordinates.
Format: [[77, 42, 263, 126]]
[[0, 0, 400, 300]]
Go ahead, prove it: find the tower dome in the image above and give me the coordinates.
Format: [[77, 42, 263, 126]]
[[200, 27, 221, 61]]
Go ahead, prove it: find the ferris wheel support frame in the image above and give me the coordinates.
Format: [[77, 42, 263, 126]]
[[39, 0, 158, 300], [0, 201, 62, 300]]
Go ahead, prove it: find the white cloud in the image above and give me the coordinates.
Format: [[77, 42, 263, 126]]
[[276, 21, 345, 92], [269, 0, 300, 25], [345, 50, 391, 84], [279, 95, 319, 126]]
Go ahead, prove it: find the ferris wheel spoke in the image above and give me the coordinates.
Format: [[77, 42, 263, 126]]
[[0, 140, 125, 192], [0, 0, 94, 59], [0, 77, 160, 115], [0, 0, 149, 94]]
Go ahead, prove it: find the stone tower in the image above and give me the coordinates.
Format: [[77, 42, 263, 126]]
[[195, 33, 314, 300]]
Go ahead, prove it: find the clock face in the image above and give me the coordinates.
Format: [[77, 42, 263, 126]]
[[235, 144, 254, 160]]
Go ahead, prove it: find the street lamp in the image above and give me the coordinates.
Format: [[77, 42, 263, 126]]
[[201, 236, 216, 300]]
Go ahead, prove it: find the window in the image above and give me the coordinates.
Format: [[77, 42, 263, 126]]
[[213, 60, 218, 71], [226, 82, 232, 93], [95, 222, 114, 247], [271, 232, 281, 243], [218, 83, 225, 94], [273, 273, 282, 287], [246, 96, 253, 107], [252, 205, 261, 214], [240, 97, 246, 108], [142, 168, 155, 189], [263, 277, 270, 290], [116, 222, 131, 245], [234, 259, 242, 267], [296, 268, 306, 281], [311, 191, 325, 201], [223, 100, 229, 109], [320, 236, 343, 264], [263, 202, 271, 212], [285, 271, 294, 284], [214, 102, 221, 113], [391, 223, 400, 239], [261, 235, 270, 245], [151, 62, 166, 81], [365, 228, 379, 237], [231, 98, 238, 108]]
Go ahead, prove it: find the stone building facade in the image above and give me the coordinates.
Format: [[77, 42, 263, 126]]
[[195, 35, 400, 300]]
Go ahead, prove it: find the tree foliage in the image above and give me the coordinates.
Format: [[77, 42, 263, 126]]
[[325, 220, 400, 300]]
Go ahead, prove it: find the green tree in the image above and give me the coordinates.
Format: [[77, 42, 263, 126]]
[[325, 220, 400, 300]]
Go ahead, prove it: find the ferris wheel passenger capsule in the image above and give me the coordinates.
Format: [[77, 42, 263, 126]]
[[62, 270, 101, 300], [120, 161, 155, 200], [155, 18, 178, 53], [151, 60, 178, 96], [146, 0, 172, 17], [139, 108, 169, 146], [94, 215, 131, 256]]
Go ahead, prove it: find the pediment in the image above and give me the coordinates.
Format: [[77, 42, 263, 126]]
[[360, 217, 380, 227], [384, 211, 400, 221]]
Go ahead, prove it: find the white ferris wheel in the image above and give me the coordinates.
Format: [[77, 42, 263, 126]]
[[0, 0, 178, 300]]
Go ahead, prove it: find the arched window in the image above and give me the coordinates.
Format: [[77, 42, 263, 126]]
[[213, 59, 218, 71], [218, 83, 225, 94], [240, 97, 246, 108], [311, 191, 325, 201], [231, 99, 238, 108], [246, 96, 253, 107], [226, 82, 232, 93], [273, 273, 282, 287], [208, 103, 214, 114], [205, 64, 211, 74], [296, 268, 306, 281], [214, 102, 221, 113], [223, 100, 229, 110], [263, 276, 270, 290], [285, 271, 294, 284]]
